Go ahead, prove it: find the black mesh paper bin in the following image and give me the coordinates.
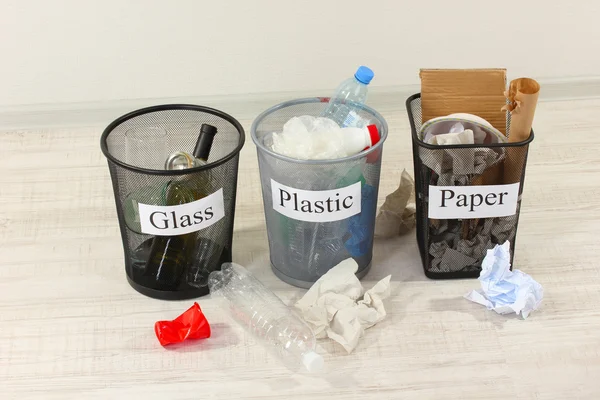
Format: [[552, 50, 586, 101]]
[[101, 104, 244, 299], [407, 94, 534, 279]]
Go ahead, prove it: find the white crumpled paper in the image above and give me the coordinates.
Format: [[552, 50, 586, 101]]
[[427, 127, 475, 145], [465, 241, 543, 318], [295, 259, 391, 353]]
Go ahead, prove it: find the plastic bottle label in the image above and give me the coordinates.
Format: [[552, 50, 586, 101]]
[[428, 183, 520, 219], [342, 110, 361, 127], [271, 179, 361, 222], [138, 188, 225, 236]]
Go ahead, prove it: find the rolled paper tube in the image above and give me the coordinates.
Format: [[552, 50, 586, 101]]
[[503, 78, 540, 184], [481, 164, 504, 186]]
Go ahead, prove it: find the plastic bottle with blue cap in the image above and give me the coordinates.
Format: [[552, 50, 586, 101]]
[[321, 66, 374, 128]]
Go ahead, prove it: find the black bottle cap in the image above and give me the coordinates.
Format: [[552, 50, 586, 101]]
[[193, 124, 218, 161]]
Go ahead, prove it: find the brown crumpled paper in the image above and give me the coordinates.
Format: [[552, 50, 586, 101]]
[[374, 169, 416, 237]]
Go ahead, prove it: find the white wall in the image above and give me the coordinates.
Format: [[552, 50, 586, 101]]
[[1, 0, 599, 107]]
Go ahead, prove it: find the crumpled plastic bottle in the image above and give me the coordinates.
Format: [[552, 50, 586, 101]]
[[154, 302, 211, 346]]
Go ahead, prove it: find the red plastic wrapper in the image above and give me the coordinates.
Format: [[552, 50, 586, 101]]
[[154, 302, 211, 346]]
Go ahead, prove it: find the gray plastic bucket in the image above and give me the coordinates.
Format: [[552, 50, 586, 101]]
[[251, 98, 388, 288]]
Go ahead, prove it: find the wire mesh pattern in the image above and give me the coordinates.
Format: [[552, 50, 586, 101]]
[[252, 98, 387, 288], [101, 105, 244, 299], [407, 94, 533, 279]]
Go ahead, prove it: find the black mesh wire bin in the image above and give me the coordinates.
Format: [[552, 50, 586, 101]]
[[101, 105, 244, 300], [252, 98, 388, 288], [407, 94, 534, 279]]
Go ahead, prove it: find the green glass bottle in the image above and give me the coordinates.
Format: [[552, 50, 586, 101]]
[[143, 124, 218, 290]]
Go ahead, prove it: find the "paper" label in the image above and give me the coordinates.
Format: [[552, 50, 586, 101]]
[[138, 188, 225, 236], [271, 179, 361, 222], [428, 183, 520, 219]]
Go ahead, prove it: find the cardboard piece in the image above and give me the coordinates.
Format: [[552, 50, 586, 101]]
[[420, 69, 507, 135]]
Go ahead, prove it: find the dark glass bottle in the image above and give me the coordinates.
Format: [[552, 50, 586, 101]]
[[164, 124, 217, 170], [142, 124, 218, 291]]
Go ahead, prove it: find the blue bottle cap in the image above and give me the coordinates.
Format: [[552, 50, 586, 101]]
[[354, 66, 374, 85]]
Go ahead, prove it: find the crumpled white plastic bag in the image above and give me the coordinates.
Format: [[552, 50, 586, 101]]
[[464, 241, 543, 319], [271, 116, 351, 160], [295, 258, 391, 353]]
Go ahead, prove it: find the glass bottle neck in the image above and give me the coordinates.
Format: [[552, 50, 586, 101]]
[[193, 125, 217, 161]]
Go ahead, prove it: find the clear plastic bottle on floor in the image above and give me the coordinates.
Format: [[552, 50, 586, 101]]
[[208, 263, 324, 373], [321, 66, 374, 128]]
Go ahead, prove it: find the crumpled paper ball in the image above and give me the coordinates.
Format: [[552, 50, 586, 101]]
[[295, 258, 391, 353], [464, 242, 543, 318]]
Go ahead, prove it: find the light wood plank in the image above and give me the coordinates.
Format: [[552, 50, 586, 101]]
[[1, 96, 600, 399]]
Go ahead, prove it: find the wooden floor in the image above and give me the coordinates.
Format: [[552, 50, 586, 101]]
[[1, 94, 600, 399]]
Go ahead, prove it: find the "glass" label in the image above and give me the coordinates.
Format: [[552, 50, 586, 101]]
[[271, 179, 361, 222], [138, 188, 225, 236]]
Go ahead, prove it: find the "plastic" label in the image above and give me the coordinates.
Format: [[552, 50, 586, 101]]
[[428, 183, 520, 219], [138, 188, 225, 236], [271, 179, 361, 222]]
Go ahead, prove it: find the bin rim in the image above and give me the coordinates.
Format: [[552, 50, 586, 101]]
[[100, 104, 246, 176], [251, 97, 388, 165], [407, 93, 534, 150]]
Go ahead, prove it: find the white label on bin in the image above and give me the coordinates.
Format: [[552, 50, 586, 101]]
[[428, 183, 520, 219], [138, 188, 225, 236], [271, 179, 361, 222]]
